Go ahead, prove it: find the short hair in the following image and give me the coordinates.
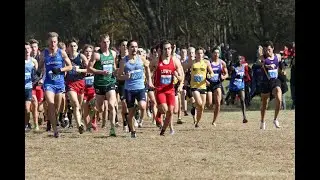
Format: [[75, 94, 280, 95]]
[[128, 40, 138, 47], [118, 39, 128, 47], [83, 44, 94, 51], [263, 41, 274, 48], [25, 42, 31, 46], [195, 47, 205, 52], [58, 42, 66, 49], [67, 37, 79, 46], [188, 47, 195, 53], [29, 39, 39, 45], [47, 32, 59, 39], [99, 33, 110, 41], [159, 40, 171, 51]]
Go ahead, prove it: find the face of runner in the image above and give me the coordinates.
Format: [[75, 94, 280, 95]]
[[162, 43, 172, 58], [25, 44, 32, 57], [213, 49, 220, 60], [48, 37, 58, 50], [188, 50, 195, 60], [68, 42, 78, 53], [120, 41, 128, 56], [129, 41, 138, 56], [100, 37, 110, 50], [84, 47, 93, 59], [152, 48, 158, 58], [263, 45, 274, 57], [195, 49, 204, 60], [31, 43, 38, 55], [180, 49, 187, 59]]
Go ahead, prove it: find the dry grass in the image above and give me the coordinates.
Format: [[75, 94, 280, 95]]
[[25, 110, 295, 180]]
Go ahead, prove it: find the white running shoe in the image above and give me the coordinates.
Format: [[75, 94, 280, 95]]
[[134, 119, 139, 127], [260, 121, 266, 130], [273, 120, 281, 128], [147, 111, 152, 118]]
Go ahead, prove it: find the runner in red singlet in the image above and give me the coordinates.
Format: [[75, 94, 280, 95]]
[[151, 40, 184, 136]]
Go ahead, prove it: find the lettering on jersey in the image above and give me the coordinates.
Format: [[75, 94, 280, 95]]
[[101, 60, 113, 65], [212, 67, 219, 71], [46, 61, 62, 66]]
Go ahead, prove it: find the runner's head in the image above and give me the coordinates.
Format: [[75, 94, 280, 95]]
[[99, 34, 110, 51], [263, 41, 274, 57], [212, 47, 220, 60], [25, 42, 32, 57], [159, 40, 172, 58], [128, 40, 138, 56], [195, 47, 204, 60], [47, 32, 59, 50], [187, 47, 195, 60], [29, 39, 39, 56], [180, 46, 187, 60], [67, 37, 79, 54], [150, 46, 158, 59], [58, 42, 66, 52], [118, 39, 128, 56], [83, 44, 94, 60]]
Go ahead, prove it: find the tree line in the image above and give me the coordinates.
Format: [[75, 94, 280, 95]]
[[25, 0, 294, 62]]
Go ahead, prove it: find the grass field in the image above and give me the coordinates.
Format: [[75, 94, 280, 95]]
[[25, 110, 295, 180]]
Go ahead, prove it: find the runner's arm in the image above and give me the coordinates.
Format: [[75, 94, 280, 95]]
[[76, 54, 88, 73], [221, 60, 229, 80], [205, 60, 214, 77], [117, 58, 130, 80], [142, 57, 153, 87], [173, 57, 184, 84], [61, 50, 72, 72], [87, 53, 105, 75]]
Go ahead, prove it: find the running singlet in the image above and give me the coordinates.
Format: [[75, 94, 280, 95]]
[[44, 48, 65, 85], [154, 57, 176, 92], [208, 60, 222, 83], [25, 58, 34, 89], [93, 49, 116, 87], [124, 56, 145, 90], [66, 53, 85, 82], [190, 59, 207, 89], [229, 65, 245, 91], [263, 55, 279, 81]]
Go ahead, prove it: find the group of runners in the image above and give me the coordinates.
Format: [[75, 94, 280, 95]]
[[25, 32, 291, 138]]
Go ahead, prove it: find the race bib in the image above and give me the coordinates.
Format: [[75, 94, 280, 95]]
[[268, 69, 278, 79], [193, 74, 203, 82], [48, 71, 59, 80], [85, 76, 94, 86], [130, 69, 143, 80], [103, 64, 113, 73], [211, 73, 219, 82], [160, 75, 172, 85], [236, 71, 244, 77], [233, 78, 242, 86], [25, 72, 31, 80]]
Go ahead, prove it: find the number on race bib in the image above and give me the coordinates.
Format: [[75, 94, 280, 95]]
[[85, 76, 94, 85], [49, 71, 59, 80], [25, 72, 31, 80], [268, 69, 278, 79], [103, 64, 113, 73], [194, 74, 203, 82], [211, 73, 219, 82], [160, 75, 172, 85], [233, 78, 242, 87], [130, 70, 143, 80]]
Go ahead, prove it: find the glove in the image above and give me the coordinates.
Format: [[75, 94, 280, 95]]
[[52, 68, 61, 74]]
